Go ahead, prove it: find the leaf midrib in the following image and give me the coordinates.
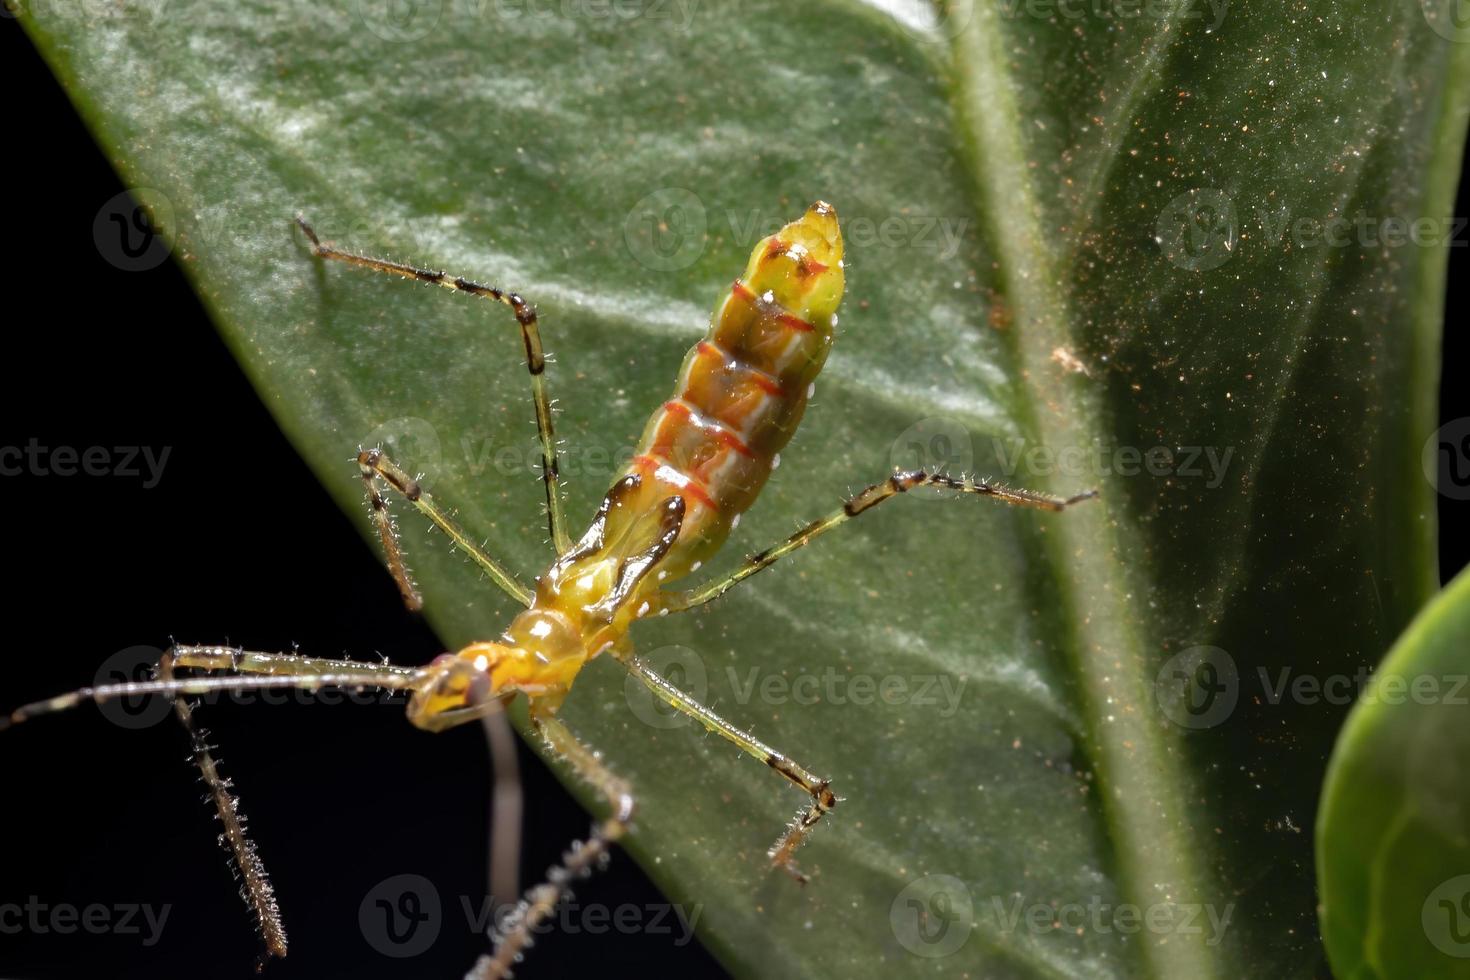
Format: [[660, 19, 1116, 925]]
[[947, 2, 1218, 978]]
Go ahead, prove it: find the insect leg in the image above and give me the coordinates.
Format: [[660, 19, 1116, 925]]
[[3, 649, 425, 963], [659, 469, 1098, 612], [296, 216, 572, 555], [357, 447, 533, 609], [157, 650, 288, 966], [468, 709, 634, 980], [619, 655, 835, 884]]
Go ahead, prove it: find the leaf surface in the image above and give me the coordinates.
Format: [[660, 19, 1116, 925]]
[[18, 0, 1468, 974], [1319, 566, 1470, 980]]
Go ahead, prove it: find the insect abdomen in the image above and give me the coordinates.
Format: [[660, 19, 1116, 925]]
[[626, 202, 845, 571]]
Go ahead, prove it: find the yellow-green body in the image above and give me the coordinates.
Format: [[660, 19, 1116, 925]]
[[411, 203, 844, 725]]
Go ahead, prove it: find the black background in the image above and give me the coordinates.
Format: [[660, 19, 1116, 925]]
[[0, 16, 719, 980], [0, 13, 1465, 980]]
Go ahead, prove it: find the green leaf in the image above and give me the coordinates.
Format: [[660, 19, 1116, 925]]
[[1318, 566, 1470, 980], [17, 0, 1467, 975]]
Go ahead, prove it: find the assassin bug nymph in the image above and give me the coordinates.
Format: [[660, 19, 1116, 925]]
[[3, 202, 1096, 978]]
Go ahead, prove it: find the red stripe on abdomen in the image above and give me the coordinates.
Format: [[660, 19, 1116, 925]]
[[661, 399, 755, 457], [632, 452, 718, 511]]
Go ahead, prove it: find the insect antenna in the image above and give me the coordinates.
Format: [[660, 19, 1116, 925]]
[[481, 704, 523, 922], [1, 668, 422, 730], [1, 649, 426, 968], [467, 711, 634, 980]]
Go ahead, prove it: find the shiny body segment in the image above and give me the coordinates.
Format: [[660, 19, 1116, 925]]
[[445, 202, 846, 715]]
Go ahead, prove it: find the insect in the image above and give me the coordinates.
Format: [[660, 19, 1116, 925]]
[[3, 201, 1095, 977]]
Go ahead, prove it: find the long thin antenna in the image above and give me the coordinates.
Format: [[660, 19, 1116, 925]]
[[481, 705, 523, 923]]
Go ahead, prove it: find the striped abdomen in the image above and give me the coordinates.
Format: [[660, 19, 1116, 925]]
[[624, 201, 845, 577]]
